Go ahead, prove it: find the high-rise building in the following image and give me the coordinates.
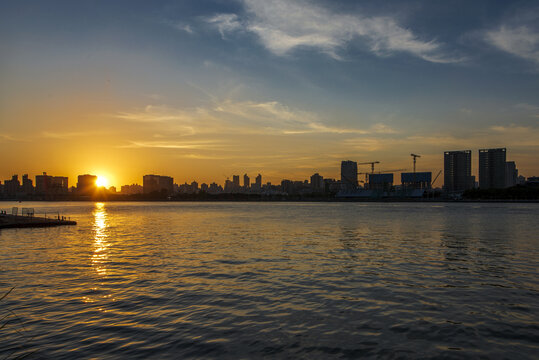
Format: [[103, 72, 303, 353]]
[[479, 148, 506, 189], [252, 174, 262, 192], [77, 174, 97, 195], [444, 150, 473, 193], [51, 176, 68, 193], [243, 174, 250, 188], [224, 179, 234, 193], [142, 174, 174, 195], [232, 175, 240, 187], [35, 172, 51, 194], [310, 173, 324, 193], [3, 175, 20, 198], [505, 161, 518, 188], [36, 172, 68, 195], [341, 160, 358, 191], [200, 183, 209, 192], [21, 174, 34, 195]]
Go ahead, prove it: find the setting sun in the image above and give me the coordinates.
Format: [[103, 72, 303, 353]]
[[96, 176, 109, 188]]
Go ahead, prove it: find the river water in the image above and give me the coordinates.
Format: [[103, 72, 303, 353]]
[[0, 201, 537, 359]]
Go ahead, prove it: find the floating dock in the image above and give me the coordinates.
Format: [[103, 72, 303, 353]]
[[0, 214, 76, 229]]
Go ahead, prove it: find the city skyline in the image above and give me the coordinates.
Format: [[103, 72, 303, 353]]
[[1, 1, 539, 187], [1, 147, 532, 195]]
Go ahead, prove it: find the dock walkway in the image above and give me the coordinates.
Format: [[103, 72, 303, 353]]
[[0, 214, 77, 229]]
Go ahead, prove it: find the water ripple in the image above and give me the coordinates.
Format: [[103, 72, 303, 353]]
[[1, 202, 538, 359]]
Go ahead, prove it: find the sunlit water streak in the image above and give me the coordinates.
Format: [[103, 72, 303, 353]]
[[0, 202, 538, 359], [92, 203, 109, 277]]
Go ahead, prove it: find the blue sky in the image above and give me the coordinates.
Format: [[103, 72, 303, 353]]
[[1, 0, 538, 186]]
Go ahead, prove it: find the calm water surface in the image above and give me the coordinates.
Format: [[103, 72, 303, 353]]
[[1, 202, 538, 359]]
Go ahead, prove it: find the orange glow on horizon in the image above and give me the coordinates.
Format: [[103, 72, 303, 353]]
[[96, 175, 109, 188]]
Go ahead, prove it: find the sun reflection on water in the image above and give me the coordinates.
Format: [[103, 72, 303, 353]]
[[92, 202, 109, 276]]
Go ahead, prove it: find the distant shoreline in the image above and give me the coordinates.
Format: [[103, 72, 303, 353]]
[[1, 198, 538, 203]]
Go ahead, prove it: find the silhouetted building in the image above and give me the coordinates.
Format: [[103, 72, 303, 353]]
[[3, 175, 20, 198], [479, 148, 506, 189], [52, 177, 68, 193], [224, 179, 233, 192], [35, 172, 52, 194], [77, 174, 97, 195], [367, 173, 393, 191], [243, 174, 250, 188], [21, 174, 34, 195], [341, 160, 358, 191], [526, 176, 539, 185], [310, 173, 324, 193], [143, 175, 173, 195], [505, 161, 518, 188], [121, 184, 143, 195], [208, 182, 223, 194], [232, 175, 240, 190], [401, 172, 432, 190], [444, 150, 473, 193], [281, 179, 294, 194], [323, 178, 339, 193], [255, 174, 262, 190], [200, 183, 209, 192], [36, 172, 68, 195]]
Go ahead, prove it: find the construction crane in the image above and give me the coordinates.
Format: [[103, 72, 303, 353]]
[[357, 161, 380, 174], [357, 162, 379, 183], [410, 154, 421, 173], [431, 170, 442, 187], [377, 169, 407, 173]]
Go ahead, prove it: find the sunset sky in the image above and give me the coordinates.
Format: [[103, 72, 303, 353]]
[[1, 0, 538, 187]]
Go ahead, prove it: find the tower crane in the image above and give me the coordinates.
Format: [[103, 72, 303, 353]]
[[357, 161, 380, 174], [410, 154, 421, 173], [357, 161, 380, 183], [431, 170, 442, 187]]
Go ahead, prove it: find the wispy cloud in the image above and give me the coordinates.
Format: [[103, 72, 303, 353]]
[[113, 99, 391, 136], [206, 0, 459, 63], [119, 140, 226, 150], [485, 25, 539, 64], [41, 131, 99, 139], [513, 103, 539, 118], [484, 8, 539, 65], [163, 19, 195, 35], [514, 103, 539, 111], [0, 134, 26, 142], [490, 124, 536, 134], [178, 24, 194, 34], [115, 105, 194, 123], [207, 14, 242, 38]]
